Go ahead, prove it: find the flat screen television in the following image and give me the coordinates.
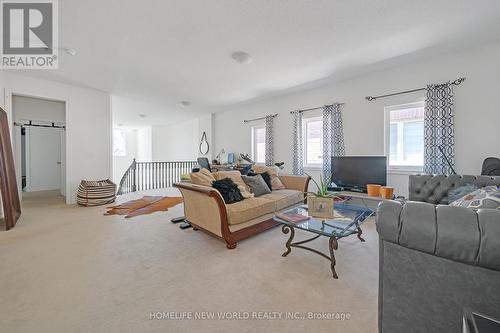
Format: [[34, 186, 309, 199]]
[[331, 156, 387, 192]]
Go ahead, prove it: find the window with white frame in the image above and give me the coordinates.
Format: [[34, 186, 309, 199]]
[[113, 128, 127, 157], [385, 101, 425, 171], [251, 125, 266, 163], [303, 117, 323, 168]]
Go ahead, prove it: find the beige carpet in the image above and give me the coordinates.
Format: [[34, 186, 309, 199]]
[[0, 189, 378, 333]]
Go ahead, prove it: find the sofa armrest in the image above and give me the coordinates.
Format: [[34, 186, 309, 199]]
[[376, 201, 500, 271], [174, 182, 228, 237], [278, 174, 310, 192]]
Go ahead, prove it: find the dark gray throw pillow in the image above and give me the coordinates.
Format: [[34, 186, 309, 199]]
[[247, 171, 272, 191], [242, 174, 271, 197]]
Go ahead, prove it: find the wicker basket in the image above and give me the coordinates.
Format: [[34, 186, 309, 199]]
[[77, 179, 116, 207]]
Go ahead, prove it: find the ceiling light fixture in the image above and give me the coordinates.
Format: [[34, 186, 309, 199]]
[[231, 51, 253, 64], [139, 114, 147, 118], [179, 101, 191, 107]]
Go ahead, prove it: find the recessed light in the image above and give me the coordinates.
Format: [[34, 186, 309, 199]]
[[180, 101, 191, 107], [139, 114, 147, 118], [117, 123, 124, 127], [231, 51, 253, 64]]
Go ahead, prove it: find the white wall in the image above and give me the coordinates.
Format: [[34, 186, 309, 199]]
[[112, 128, 138, 183], [136, 126, 152, 161], [198, 113, 215, 161], [151, 118, 199, 161], [213, 40, 500, 197], [1, 72, 112, 204], [12, 95, 65, 122]]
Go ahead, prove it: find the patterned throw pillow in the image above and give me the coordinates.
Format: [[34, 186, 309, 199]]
[[447, 184, 478, 203], [449, 186, 500, 209]]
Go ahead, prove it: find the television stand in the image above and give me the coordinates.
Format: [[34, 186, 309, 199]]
[[328, 186, 365, 193]]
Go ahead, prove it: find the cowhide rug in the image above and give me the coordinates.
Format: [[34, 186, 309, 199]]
[[104, 196, 183, 218]]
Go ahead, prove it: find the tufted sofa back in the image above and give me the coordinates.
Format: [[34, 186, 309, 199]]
[[409, 174, 500, 204]]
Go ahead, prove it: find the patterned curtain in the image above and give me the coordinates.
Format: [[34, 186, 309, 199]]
[[424, 83, 455, 175], [292, 111, 304, 175], [322, 104, 345, 179], [265, 115, 274, 166]]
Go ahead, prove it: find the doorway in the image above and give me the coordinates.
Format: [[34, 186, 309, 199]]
[[12, 95, 66, 198]]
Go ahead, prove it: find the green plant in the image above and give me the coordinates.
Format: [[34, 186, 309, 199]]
[[305, 173, 340, 198]]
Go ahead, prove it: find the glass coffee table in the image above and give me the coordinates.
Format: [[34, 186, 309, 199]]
[[273, 204, 374, 279]]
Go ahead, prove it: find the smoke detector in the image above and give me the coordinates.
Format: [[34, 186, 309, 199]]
[[231, 51, 253, 64]]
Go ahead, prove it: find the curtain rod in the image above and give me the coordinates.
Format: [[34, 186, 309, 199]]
[[289, 102, 345, 114], [14, 121, 65, 129], [243, 113, 278, 123], [365, 77, 466, 101]]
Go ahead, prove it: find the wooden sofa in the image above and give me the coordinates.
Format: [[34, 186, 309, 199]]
[[174, 174, 310, 249]]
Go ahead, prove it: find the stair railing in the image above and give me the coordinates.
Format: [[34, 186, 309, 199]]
[[117, 159, 197, 195]]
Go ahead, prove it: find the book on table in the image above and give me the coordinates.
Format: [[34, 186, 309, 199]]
[[276, 212, 310, 223]]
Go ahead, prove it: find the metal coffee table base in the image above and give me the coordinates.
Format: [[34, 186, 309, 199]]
[[281, 224, 365, 279]]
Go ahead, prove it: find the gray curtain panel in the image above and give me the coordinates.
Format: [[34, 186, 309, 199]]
[[265, 115, 274, 166], [424, 83, 455, 175], [322, 104, 345, 179], [292, 111, 304, 175]]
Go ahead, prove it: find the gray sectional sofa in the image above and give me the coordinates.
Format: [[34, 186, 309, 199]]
[[376, 175, 500, 333]]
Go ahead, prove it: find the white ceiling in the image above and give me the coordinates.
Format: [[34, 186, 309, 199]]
[[13, 0, 500, 126]]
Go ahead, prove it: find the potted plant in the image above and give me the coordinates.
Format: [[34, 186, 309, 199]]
[[305, 174, 341, 219]]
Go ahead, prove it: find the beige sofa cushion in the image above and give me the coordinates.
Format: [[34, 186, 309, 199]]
[[214, 170, 254, 199], [252, 165, 285, 190], [260, 189, 304, 211], [226, 197, 275, 225], [189, 168, 215, 187]]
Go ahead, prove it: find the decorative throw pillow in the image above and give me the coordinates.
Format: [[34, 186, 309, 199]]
[[212, 178, 244, 204], [449, 186, 500, 209], [241, 174, 272, 197], [189, 168, 215, 187], [252, 165, 285, 190], [213, 170, 254, 198], [247, 171, 272, 191], [447, 184, 478, 203]]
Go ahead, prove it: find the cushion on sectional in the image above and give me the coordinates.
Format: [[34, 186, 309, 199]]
[[226, 197, 276, 225], [241, 174, 271, 197], [214, 170, 254, 199], [260, 189, 304, 211], [450, 186, 500, 209], [252, 165, 285, 190], [212, 178, 244, 204], [189, 168, 216, 187], [247, 171, 272, 191]]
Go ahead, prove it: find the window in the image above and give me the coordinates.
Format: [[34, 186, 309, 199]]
[[303, 117, 323, 168], [251, 125, 266, 163], [113, 128, 126, 156], [385, 102, 425, 171]]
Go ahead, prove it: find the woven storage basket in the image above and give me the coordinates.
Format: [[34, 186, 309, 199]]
[[77, 179, 116, 207]]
